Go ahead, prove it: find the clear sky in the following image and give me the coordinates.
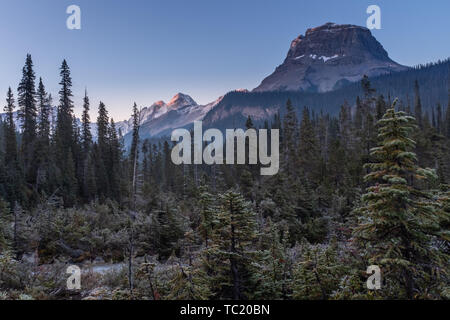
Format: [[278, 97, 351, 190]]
[[1, 0, 449, 120]]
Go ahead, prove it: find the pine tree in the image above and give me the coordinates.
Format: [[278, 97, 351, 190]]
[[81, 90, 92, 156], [282, 99, 298, 176], [108, 119, 122, 200], [129, 103, 142, 194], [353, 102, 447, 299], [130, 103, 140, 166], [37, 78, 51, 146], [202, 190, 259, 299], [298, 106, 319, 181], [354, 96, 363, 130], [197, 187, 216, 248], [36, 78, 51, 191], [414, 80, 423, 128], [17, 54, 37, 183], [375, 95, 387, 120], [96, 101, 109, 151], [55, 60, 75, 152], [3, 88, 18, 166], [167, 231, 211, 300], [445, 100, 450, 139], [2, 88, 22, 205], [54, 60, 77, 206], [292, 238, 345, 300], [94, 102, 110, 198], [252, 219, 291, 299], [436, 103, 443, 134]]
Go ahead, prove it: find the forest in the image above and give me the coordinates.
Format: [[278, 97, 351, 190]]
[[203, 59, 450, 131], [0, 54, 448, 300]]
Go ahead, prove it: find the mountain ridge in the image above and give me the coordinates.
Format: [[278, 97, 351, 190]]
[[254, 22, 408, 93]]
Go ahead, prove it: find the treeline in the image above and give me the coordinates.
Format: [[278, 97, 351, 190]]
[[0, 56, 449, 300], [204, 59, 449, 129], [0, 55, 134, 208]]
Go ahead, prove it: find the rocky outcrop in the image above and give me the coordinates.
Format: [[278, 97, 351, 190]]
[[254, 23, 408, 92]]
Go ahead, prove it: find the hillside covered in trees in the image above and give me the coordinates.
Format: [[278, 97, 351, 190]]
[[0, 55, 449, 300], [203, 59, 449, 131]]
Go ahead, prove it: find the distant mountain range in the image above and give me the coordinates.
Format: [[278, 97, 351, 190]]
[[2, 23, 448, 145]]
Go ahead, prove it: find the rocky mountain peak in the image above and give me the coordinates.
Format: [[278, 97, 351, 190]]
[[254, 23, 408, 92], [167, 93, 197, 109]]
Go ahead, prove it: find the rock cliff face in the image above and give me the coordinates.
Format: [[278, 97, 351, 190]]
[[254, 23, 408, 92]]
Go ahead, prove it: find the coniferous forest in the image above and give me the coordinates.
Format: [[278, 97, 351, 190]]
[[0, 55, 449, 300]]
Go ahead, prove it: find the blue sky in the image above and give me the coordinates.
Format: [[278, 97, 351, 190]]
[[1, 0, 449, 120]]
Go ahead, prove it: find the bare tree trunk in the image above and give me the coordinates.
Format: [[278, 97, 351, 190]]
[[128, 107, 143, 298]]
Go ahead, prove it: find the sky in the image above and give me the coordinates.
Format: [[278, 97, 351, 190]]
[[0, 0, 449, 121]]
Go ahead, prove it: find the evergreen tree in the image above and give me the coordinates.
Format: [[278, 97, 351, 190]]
[[37, 78, 51, 146], [445, 101, 450, 139], [2, 88, 22, 205], [353, 102, 447, 298], [197, 187, 216, 248], [81, 89, 92, 156], [36, 78, 51, 192], [292, 238, 345, 300], [108, 119, 122, 200], [96, 101, 109, 151], [17, 54, 37, 184], [414, 80, 423, 128], [95, 102, 110, 197], [3, 88, 18, 166], [375, 95, 388, 120], [202, 190, 259, 299], [298, 107, 319, 181], [282, 99, 298, 176], [252, 219, 291, 299], [54, 60, 77, 206], [130, 103, 141, 197]]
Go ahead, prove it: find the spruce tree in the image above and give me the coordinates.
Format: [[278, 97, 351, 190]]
[[130, 102, 140, 166], [445, 101, 450, 139], [81, 89, 92, 156], [3, 88, 21, 205], [353, 102, 447, 298], [197, 187, 216, 248], [36, 78, 51, 191], [54, 60, 77, 206], [17, 54, 37, 183], [414, 80, 423, 128], [202, 190, 259, 299], [298, 106, 319, 181], [292, 238, 345, 300], [108, 119, 122, 200], [95, 102, 110, 197], [282, 99, 298, 175], [96, 101, 109, 151], [3, 88, 18, 166], [252, 219, 291, 299]]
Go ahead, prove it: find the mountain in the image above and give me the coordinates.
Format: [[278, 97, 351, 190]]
[[254, 23, 408, 93], [0, 106, 58, 133], [203, 59, 449, 131], [3, 23, 447, 146], [0, 93, 219, 143], [121, 93, 224, 145]]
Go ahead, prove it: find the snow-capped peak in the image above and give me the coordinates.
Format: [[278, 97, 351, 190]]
[[167, 93, 197, 109]]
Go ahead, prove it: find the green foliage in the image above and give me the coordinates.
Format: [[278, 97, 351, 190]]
[[352, 104, 448, 299], [201, 190, 259, 299], [292, 238, 346, 300]]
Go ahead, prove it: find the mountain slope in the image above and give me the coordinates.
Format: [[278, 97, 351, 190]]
[[203, 59, 449, 131], [254, 23, 408, 93]]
